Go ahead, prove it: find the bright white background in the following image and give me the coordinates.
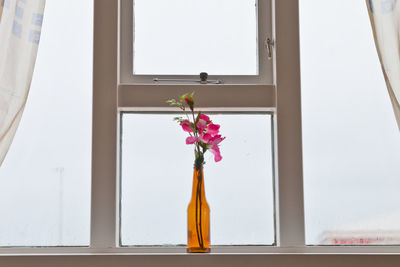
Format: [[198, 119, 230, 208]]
[[133, 0, 258, 75], [0, 0, 92, 246], [120, 114, 275, 246], [301, 0, 400, 244]]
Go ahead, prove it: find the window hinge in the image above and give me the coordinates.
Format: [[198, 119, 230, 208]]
[[265, 38, 275, 60]]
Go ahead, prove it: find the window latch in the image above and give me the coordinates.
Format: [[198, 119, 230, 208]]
[[265, 38, 275, 59], [153, 72, 223, 84]]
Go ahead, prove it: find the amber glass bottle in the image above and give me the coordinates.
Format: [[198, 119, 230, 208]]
[[187, 164, 210, 253]]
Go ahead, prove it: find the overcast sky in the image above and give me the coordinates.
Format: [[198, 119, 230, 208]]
[[0, 0, 399, 246]]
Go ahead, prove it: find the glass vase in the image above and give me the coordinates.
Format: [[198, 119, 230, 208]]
[[187, 164, 210, 253]]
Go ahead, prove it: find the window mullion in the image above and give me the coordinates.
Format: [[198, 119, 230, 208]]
[[274, 0, 305, 247], [91, 0, 119, 249]]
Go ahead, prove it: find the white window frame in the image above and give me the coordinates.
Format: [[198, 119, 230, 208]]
[[1, 0, 400, 266], [120, 0, 273, 85]]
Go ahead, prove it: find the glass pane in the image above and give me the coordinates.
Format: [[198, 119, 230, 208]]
[[133, 0, 258, 75], [0, 0, 92, 246], [120, 113, 274, 246], [301, 0, 400, 245]]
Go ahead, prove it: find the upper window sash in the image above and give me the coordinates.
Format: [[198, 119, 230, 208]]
[[119, 0, 273, 85]]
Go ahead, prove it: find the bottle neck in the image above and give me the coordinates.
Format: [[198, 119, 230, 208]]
[[191, 165, 206, 201]]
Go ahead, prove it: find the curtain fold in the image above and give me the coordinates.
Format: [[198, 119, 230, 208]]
[[366, 0, 400, 130], [0, 0, 45, 165]]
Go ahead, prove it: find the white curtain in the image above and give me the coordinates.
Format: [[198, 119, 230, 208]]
[[0, 0, 45, 165], [367, 0, 400, 130]]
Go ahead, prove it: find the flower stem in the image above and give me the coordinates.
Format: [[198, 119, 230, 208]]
[[198, 174, 204, 248], [195, 168, 204, 249]]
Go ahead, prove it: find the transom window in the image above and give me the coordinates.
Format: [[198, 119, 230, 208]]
[[133, 0, 258, 76], [120, 0, 273, 84]]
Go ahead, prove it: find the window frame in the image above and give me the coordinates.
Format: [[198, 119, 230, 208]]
[[1, 0, 400, 265], [117, 109, 277, 247], [115, 0, 285, 249], [119, 0, 273, 85], [115, 0, 303, 250], [93, 0, 400, 254]]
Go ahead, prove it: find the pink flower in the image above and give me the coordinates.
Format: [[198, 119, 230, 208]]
[[180, 121, 193, 132], [171, 98, 225, 163], [210, 145, 222, 162], [209, 135, 225, 146], [196, 114, 210, 133], [206, 123, 220, 136], [186, 136, 198, 144], [207, 135, 225, 162], [200, 133, 212, 143], [199, 114, 210, 122], [196, 121, 206, 133]]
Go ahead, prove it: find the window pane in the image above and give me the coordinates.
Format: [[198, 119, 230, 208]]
[[120, 113, 274, 246], [0, 0, 92, 246], [301, 0, 400, 245], [133, 0, 258, 75]]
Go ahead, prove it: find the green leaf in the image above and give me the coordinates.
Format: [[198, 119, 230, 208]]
[[173, 117, 185, 123], [179, 94, 186, 102], [166, 99, 179, 107], [195, 111, 201, 124]]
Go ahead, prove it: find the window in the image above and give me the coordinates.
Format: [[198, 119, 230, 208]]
[[133, 0, 258, 76], [115, 0, 277, 249], [120, 0, 273, 84], [1, 0, 299, 254], [301, 0, 400, 245], [0, 0, 92, 247], [3, 0, 399, 265], [120, 113, 275, 246]]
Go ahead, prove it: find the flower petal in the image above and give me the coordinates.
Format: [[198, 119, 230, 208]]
[[210, 145, 223, 162], [186, 136, 198, 144], [214, 154, 222, 162], [180, 121, 193, 132], [206, 123, 220, 136], [200, 113, 210, 122], [210, 135, 225, 145], [200, 133, 212, 143], [196, 120, 207, 133]]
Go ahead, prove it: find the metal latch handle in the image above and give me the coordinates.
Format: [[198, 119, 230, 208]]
[[265, 38, 275, 59], [153, 72, 223, 84]]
